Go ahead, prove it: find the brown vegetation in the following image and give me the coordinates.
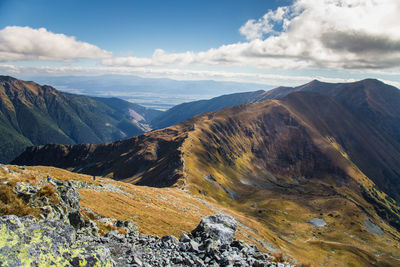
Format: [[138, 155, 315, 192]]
[[271, 252, 285, 263], [0, 184, 39, 217], [40, 183, 59, 204]]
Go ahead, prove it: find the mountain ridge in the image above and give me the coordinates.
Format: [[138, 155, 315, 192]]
[[0, 75, 162, 163], [11, 78, 400, 265]]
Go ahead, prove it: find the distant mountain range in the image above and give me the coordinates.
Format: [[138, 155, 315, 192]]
[[0, 76, 162, 163], [21, 74, 270, 110], [10, 78, 400, 265], [150, 90, 265, 129]]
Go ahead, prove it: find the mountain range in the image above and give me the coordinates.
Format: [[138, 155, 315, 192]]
[[12, 78, 400, 265], [0, 76, 161, 163], [21, 74, 269, 110]]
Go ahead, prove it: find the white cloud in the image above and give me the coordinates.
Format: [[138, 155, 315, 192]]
[[3, 63, 400, 89], [239, 7, 289, 41], [0, 26, 111, 61], [102, 0, 400, 70]]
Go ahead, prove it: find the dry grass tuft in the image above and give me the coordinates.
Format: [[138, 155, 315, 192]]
[[271, 252, 285, 263], [96, 220, 118, 236], [40, 183, 59, 204], [296, 263, 312, 267], [0, 184, 40, 217], [117, 227, 128, 235], [81, 209, 97, 221]]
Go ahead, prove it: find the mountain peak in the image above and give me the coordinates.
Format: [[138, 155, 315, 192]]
[[358, 78, 385, 86], [0, 75, 18, 82]]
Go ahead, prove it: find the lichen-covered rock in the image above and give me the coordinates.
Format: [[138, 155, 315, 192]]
[[191, 214, 237, 244], [0, 215, 113, 266], [54, 180, 81, 211], [115, 220, 139, 236], [13, 182, 39, 202]]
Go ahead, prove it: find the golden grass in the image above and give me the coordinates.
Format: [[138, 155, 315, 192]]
[[40, 183, 59, 204], [0, 184, 40, 217], [2, 164, 400, 266], [271, 252, 285, 263]]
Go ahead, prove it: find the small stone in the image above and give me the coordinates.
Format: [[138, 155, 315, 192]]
[[190, 239, 200, 252], [253, 260, 268, 267], [161, 235, 179, 245], [231, 240, 245, 250], [172, 256, 183, 264], [180, 233, 191, 242], [253, 251, 268, 260], [132, 255, 143, 266], [195, 258, 206, 266], [184, 257, 195, 265]]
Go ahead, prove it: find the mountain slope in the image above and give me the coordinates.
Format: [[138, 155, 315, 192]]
[[257, 79, 400, 200], [150, 90, 265, 129], [0, 76, 161, 163], [12, 80, 400, 266]]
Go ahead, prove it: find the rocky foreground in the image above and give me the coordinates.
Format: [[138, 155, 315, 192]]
[[0, 177, 293, 266]]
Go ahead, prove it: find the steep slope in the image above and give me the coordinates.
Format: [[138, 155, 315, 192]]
[[257, 79, 400, 200], [92, 96, 162, 132], [151, 90, 265, 129], [12, 80, 400, 266], [0, 76, 160, 163]]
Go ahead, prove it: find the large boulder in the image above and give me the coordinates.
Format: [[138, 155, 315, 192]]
[[0, 215, 113, 266], [191, 214, 238, 244]]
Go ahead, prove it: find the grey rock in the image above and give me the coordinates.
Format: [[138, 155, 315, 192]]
[[13, 182, 39, 201], [161, 235, 179, 246], [115, 220, 139, 235], [191, 214, 237, 244], [131, 255, 143, 266], [172, 256, 183, 263], [179, 233, 191, 242], [0, 215, 112, 266], [189, 239, 200, 252], [68, 210, 85, 229]]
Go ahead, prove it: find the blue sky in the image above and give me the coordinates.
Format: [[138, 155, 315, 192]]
[[0, 0, 286, 55], [0, 0, 400, 88]]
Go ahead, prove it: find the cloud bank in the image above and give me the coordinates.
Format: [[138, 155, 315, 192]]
[[0, 26, 111, 61], [103, 0, 400, 70]]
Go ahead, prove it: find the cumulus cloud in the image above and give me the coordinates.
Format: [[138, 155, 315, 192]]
[[0, 26, 111, 61], [239, 7, 289, 40], [103, 0, 400, 70]]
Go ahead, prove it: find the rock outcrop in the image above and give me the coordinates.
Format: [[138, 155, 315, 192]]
[[0, 215, 112, 266], [1, 178, 293, 266]]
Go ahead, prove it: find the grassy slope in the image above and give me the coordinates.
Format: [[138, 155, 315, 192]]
[[180, 98, 400, 266], [0, 165, 287, 263]]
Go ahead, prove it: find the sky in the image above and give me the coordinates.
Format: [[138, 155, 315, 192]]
[[0, 0, 400, 88]]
